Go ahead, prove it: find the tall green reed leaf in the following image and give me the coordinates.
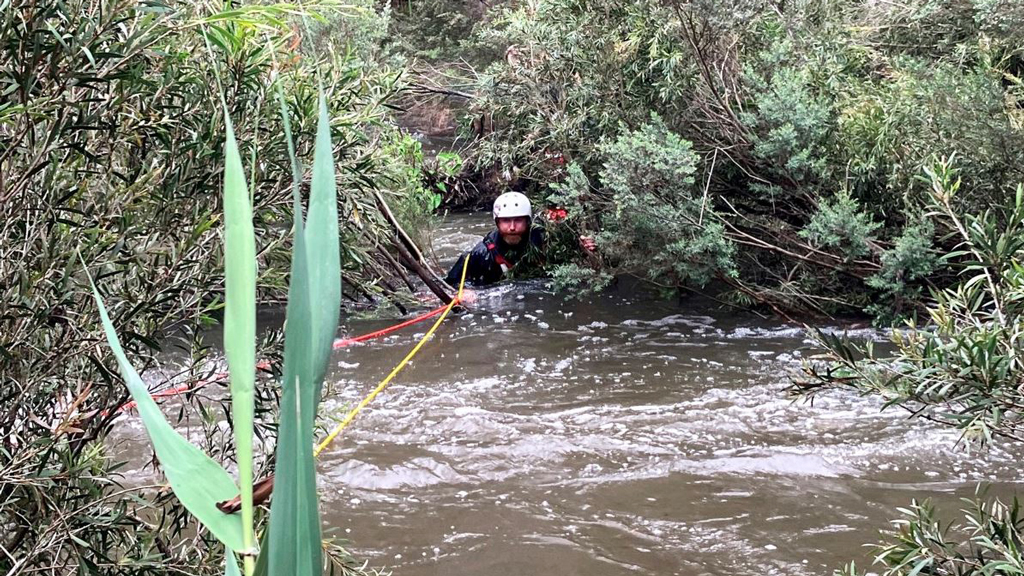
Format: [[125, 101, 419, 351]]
[[265, 89, 341, 576], [305, 88, 342, 403], [222, 109, 258, 561], [253, 528, 270, 576], [226, 548, 242, 576], [83, 268, 244, 551], [267, 189, 320, 575]]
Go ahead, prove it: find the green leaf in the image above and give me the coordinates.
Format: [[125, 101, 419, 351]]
[[267, 189, 320, 575], [275, 82, 302, 215], [83, 263, 243, 551], [253, 528, 270, 576], [266, 88, 343, 576], [303, 87, 342, 405], [907, 558, 932, 576], [222, 109, 257, 555], [225, 549, 241, 576]]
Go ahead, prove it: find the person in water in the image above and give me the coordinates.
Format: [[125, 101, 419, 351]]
[[445, 191, 596, 288]]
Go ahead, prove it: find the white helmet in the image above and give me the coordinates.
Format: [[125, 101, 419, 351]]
[[493, 192, 532, 220]]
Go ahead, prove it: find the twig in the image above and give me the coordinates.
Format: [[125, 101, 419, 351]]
[[698, 147, 718, 226]]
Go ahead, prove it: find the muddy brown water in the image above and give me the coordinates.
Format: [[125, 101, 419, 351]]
[[115, 213, 1022, 576]]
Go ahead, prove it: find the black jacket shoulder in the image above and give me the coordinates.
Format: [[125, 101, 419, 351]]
[[444, 227, 544, 287]]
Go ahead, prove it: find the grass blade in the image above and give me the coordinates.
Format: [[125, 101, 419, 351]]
[[84, 265, 243, 551], [253, 528, 270, 576], [266, 190, 320, 575], [275, 83, 301, 202], [263, 85, 342, 576], [225, 548, 241, 576], [304, 86, 342, 403], [222, 108, 257, 559]]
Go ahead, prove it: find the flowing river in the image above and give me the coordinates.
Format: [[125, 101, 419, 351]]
[[115, 213, 1022, 576]]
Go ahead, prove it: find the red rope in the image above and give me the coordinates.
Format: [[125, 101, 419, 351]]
[[116, 303, 451, 413], [329, 304, 448, 348]]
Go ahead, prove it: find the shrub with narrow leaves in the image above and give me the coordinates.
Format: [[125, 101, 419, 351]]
[[799, 191, 881, 260], [547, 115, 736, 295]]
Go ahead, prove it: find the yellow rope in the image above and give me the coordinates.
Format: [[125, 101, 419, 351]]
[[313, 254, 470, 457]]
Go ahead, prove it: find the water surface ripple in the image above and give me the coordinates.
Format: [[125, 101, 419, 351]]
[[112, 214, 1022, 575], [309, 214, 1022, 576]]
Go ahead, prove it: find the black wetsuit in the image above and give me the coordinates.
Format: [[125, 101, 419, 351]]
[[445, 227, 545, 287]]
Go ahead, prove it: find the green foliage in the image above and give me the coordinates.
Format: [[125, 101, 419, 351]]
[[799, 191, 881, 260], [222, 104, 259, 563], [266, 91, 342, 576], [382, 133, 441, 250], [89, 88, 344, 575], [435, 151, 464, 178], [381, 139, 464, 262], [798, 158, 1024, 444], [837, 59, 1024, 214], [600, 115, 699, 203], [595, 116, 736, 289], [836, 493, 1024, 576], [547, 115, 736, 294], [302, 0, 396, 67], [865, 221, 938, 322], [426, 150, 465, 207], [466, 0, 1024, 316], [86, 86, 342, 575], [88, 260, 247, 551], [547, 163, 592, 222], [543, 164, 602, 291], [387, 0, 496, 65], [0, 1, 409, 573], [549, 263, 613, 294], [470, 0, 688, 184], [799, 158, 1024, 576], [740, 39, 833, 186]]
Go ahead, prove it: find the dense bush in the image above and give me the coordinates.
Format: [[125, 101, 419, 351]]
[[463, 0, 1024, 320], [0, 1, 416, 573], [799, 191, 880, 260], [387, 0, 496, 64], [836, 59, 1024, 216], [470, 0, 684, 184], [864, 221, 938, 322], [740, 33, 834, 190], [799, 159, 1024, 443], [797, 159, 1024, 574], [547, 115, 736, 293]]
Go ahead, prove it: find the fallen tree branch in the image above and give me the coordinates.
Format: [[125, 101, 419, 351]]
[[393, 239, 454, 305], [371, 188, 426, 264]]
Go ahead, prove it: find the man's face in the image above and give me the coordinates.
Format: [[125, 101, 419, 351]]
[[496, 216, 529, 245]]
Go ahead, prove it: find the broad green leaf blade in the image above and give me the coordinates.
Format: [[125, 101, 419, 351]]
[[304, 88, 342, 404], [267, 168, 321, 576], [274, 83, 302, 201], [222, 108, 257, 556], [85, 273, 243, 551], [225, 548, 241, 576], [266, 88, 343, 576]]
